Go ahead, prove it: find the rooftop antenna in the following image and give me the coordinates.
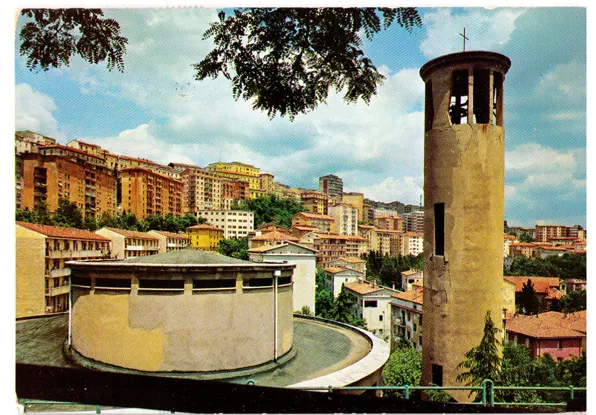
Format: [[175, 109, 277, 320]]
[[460, 28, 469, 51]]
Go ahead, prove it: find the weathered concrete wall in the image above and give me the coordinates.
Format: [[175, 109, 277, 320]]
[[71, 267, 294, 372], [421, 57, 508, 402], [16, 226, 46, 317]]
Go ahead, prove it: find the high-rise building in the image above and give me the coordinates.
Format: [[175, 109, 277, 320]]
[[120, 167, 183, 218], [328, 202, 359, 235], [402, 211, 425, 233], [342, 192, 364, 222], [319, 174, 343, 202], [301, 190, 329, 215], [420, 50, 511, 401], [196, 209, 254, 238], [535, 225, 568, 243], [20, 145, 117, 219]]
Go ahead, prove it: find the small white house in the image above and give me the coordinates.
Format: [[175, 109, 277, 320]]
[[248, 241, 317, 314]]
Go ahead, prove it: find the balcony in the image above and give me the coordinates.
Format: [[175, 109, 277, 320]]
[[48, 268, 71, 278], [46, 285, 70, 297], [47, 249, 107, 259]]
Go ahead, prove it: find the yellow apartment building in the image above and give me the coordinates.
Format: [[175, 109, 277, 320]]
[[187, 224, 224, 251], [300, 191, 329, 215], [292, 212, 335, 234], [95, 227, 160, 259], [207, 161, 261, 197], [16, 221, 111, 317]]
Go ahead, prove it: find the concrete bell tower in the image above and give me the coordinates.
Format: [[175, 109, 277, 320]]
[[419, 51, 511, 402]]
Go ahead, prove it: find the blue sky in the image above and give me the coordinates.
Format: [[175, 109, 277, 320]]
[[14, 7, 587, 227]]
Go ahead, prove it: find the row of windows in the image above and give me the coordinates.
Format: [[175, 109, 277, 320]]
[[72, 276, 292, 290]]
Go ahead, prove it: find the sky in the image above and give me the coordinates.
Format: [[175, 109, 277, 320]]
[[13, 7, 587, 228]]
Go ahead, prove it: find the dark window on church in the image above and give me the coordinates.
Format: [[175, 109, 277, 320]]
[[432, 364, 443, 386], [449, 70, 468, 124], [473, 69, 491, 124], [434, 203, 445, 256], [425, 80, 434, 132]]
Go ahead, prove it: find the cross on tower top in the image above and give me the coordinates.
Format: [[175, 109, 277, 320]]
[[460, 28, 469, 51]]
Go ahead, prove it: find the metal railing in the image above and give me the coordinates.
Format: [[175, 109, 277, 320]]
[[19, 379, 585, 412], [290, 379, 586, 408]]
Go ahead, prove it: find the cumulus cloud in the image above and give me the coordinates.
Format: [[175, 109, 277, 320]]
[[504, 143, 585, 226], [420, 8, 526, 58], [15, 83, 65, 141], [351, 176, 423, 204]]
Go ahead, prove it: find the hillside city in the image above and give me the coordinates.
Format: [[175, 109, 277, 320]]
[[15, 128, 587, 408]]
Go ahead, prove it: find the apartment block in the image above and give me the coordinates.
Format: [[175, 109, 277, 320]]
[[344, 280, 400, 342], [374, 215, 404, 232], [16, 221, 111, 317], [402, 210, 424, 233], [342, 192, 364, 222], [15, 130, 56, 155], [391, 285, 424, 351], [319, 174, 343, 202], [362, 203, 375, 224], [328, 257, 367, 275], [250, 230, 300, 249], [196, 209, 254, 238], [259, 172, 275, 195], [292, 212, 335, 234], [95, 227, 160, 259], [535, 225, 568, 243], [120, 167, 183, 218], [374, 229, 403, 257], [508, 243, 537, 258], [402, 232, 424, 256], [373, 208, 401, 218], [206, 161, 260, 198], [186, 224, 224, 251], [182, 169, 229, 212], [312, 233, 367, 268], [147, 230, 189, 253], [20, 146, 117, 219], [328, 202, 359, 235], [301, 190, 329, 215]]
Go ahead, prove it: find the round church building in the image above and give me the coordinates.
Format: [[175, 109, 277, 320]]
[[67, 249, 295, 373]]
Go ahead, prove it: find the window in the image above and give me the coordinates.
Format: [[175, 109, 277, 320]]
[[379, 315, 383, 321], [449, 70, 468, 124], [278, 276, 292, 286], [434, 203, 445, 256], [425, 80, 434, 132], [243, 278, 273, 288], [193, 279, 235, 290], [557, 340, 562, 351], [432, 364, 443, 386], [473, 69, 491, 123], [492, 72, 504, 126], [72, 276, 91, 287], [139, 279, 184, 290], [364, 300, 378, 308], [95, 278, 131, 289]]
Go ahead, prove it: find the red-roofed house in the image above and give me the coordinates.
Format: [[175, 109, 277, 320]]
[[95, 227, 160, 259], [324, 267, 364, 298], [328, 257, 367, 275], [344, 280, 400, 341], [249, 230, 300, 249], [505, 311, 586, 360], [391, 285, 424, 350], [16, 221, 111, 317], [292, 212, 335, 234], [147, 230, 189, 253], [503, 276, 564, 311]]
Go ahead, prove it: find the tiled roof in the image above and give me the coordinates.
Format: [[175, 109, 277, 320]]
[[505, 311, 586, 339], [338, 257, 365, 263], [150, 230, 188, 239], [545, 287, 565, 300], [17, 222, 110, 241], [393, 287, 424, 305], [509, 243, 536, 248], [248, 241, 317, 253], [292, 225, 318, 230], [503, 276, 560, 294], [294, 212, 335, 221], [403, 232, 424, 238], [344, 280, 382, 295], [102, 227, 159, 239], [187, 224, 223, 231], [401, 269, 421, 276], [314, 233, 366, 241], [121, 248, 249, 265], [358, 225, 376, 230], [251, 230, 299, 242]]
